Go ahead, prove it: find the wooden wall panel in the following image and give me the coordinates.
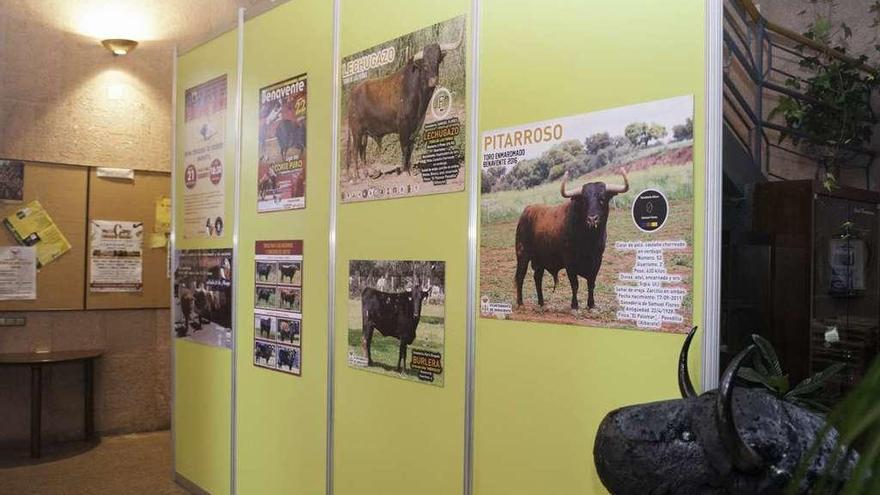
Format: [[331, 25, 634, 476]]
[[0, 162, 88, 310], [86, 168, 171, 309]]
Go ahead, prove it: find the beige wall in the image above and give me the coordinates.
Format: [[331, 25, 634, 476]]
[[0, 0, 283, 172], [0, 0, 282, 447], [0, 11, 172, 171], [0, 310, 171, 445]]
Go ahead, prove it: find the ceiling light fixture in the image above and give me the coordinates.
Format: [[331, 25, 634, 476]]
[[101, 39, 138, 56]]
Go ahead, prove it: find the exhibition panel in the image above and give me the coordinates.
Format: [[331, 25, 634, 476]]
[[169, 1, 713, 494], [332, 1, 471, 494], [474, 1, 707, 493], [173, 27, 239, 495], [235, 0, 333, 493]]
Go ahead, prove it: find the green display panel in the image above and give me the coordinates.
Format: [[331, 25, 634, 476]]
[[235, 0, 332, 493], [474, 1, 706, 494], [334, 1, 471, 493], [174, 28, 238, 495]]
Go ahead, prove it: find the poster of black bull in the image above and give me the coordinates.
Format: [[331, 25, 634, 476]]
[[339, 15, 466, 203], [258, 74, 307, 212], [173, 249, 233, 348], [253, 240, 303, 376], [480, 95, 694, 333], [348, 260, 445, 386]]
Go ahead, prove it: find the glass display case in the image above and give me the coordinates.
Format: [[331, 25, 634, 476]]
[[722, 180, 880, 405]]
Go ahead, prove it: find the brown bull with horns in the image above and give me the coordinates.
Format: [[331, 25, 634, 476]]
[[346, 30, 462, 179], [514, 169, 629, 310]]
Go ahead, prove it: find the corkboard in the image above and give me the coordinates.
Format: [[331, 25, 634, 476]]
[[86, 168, 171, 309], [0, 162, 88, 311]]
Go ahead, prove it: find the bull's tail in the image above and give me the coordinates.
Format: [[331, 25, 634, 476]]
[[551, 271, 559, 292]]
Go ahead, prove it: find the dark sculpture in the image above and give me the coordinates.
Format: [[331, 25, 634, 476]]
[[593, 327, 858, 494]]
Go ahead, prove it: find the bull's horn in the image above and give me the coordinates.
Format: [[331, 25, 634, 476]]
[[412, 48, 424, 61], [716, 345, 763, 473], [439, 29, 464, 53], [560, 171, 579, 198], [605, 169, 629, 194], [678, 326, 698, 399]]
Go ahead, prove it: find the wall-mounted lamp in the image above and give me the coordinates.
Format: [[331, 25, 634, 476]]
[[101, 39, 138, 56]]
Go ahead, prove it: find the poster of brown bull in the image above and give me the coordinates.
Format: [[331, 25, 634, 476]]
[[339, 15, 466, 203], [258, 74, 307, 212], [480, 95, 694, 334]]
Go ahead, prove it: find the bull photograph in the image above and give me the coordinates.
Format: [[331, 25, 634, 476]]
[[253, 240, 303, 376], [480, 96, 694, 333], [254, 285, 278, 309], [347, 260, 445, 386], [338, 15, 466, 203], [257, 73, 307, 212], [173, 249, 234, 349]]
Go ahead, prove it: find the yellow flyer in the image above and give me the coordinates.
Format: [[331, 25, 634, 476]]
[[3, 200, 72, 268], [154, 196, 172, 234]]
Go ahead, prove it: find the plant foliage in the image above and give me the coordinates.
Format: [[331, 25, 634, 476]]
[[786, 356, 880, 494], [768, 2, 879, 178], [737, 334, 844, 412]]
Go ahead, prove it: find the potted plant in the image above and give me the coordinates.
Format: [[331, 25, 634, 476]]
[[769, 4, 879, 190]]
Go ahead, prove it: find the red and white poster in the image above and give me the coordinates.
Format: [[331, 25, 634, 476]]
[[183, 75, 227, 240]]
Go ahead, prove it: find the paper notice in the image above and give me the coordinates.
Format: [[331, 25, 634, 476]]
[[183, 75, 227, 240], [0, 246, 36, 300], [96, 167, 135, 180], [89, 220, 143, 292], [154, 197, 171, 234], [149, 233, 168, 249], [3, 200, 72, 268]]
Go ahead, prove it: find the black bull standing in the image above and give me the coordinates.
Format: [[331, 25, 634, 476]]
[[361, 286, 430, 372], [346, 31, 462, 179], [514, 169, 629, 310]]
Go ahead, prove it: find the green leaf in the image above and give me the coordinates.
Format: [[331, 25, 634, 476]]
[[813, 17, 833, 41], [738, 366, 777, 389], [752, 334, 784, 376], [788, 362, 846, 398], [754, 355, 770, 376]]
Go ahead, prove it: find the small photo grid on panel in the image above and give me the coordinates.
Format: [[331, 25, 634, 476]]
[[253, 240, 302, 376]]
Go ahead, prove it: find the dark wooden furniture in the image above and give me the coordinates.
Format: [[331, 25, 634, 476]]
[[0, 349, 103, 458], [754, 181, 880, 399]]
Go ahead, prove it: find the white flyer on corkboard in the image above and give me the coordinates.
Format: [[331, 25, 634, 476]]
[[0, 246, 36, 300], [89, 220, 143, 292]]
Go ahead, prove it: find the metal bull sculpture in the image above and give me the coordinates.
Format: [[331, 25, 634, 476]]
[[593, 327, 858, 494]]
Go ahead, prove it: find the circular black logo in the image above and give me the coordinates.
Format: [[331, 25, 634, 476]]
[[632, 189, 668, 232]]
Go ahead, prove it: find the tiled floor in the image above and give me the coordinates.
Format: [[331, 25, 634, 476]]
[[0, 430, 186, 494]]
